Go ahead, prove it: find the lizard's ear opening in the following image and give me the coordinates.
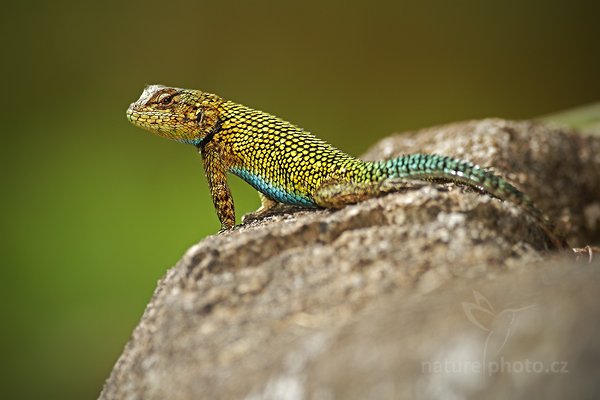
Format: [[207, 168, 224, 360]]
[[196, 109, 204, 125]]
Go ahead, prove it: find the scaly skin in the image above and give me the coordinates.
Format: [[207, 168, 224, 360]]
[[127, 84, 568, 249]]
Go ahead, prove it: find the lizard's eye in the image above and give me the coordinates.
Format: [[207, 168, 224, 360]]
[[157, 93, 174, 106]]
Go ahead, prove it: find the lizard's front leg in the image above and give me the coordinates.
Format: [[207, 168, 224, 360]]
[[200, 145, 235, 231]]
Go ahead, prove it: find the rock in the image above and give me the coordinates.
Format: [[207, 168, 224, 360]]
[[99, 119, 600, 400]]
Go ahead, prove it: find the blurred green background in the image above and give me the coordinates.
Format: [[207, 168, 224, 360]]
[[3, 0, 599, 398]]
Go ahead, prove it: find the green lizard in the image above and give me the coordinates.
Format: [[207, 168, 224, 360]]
[[127, 84, 568, 249]]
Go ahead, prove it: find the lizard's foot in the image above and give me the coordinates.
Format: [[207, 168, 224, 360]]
[[242, 204, 305, 225], [241, 193, 299, 225], [573, 245, 600, 263], [241, 193, 279, 225], [217, 224, 245, 235]]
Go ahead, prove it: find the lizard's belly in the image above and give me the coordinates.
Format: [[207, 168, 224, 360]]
[[230, 167, 316, 207]]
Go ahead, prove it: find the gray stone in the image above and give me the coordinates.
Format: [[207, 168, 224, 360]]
[[99, 119, 600, 400]]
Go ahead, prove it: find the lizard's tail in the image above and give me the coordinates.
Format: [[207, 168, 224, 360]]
[[372, 153, 568, 249]]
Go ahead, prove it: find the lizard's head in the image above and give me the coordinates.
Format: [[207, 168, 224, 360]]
[[127, 84, 221, 146]]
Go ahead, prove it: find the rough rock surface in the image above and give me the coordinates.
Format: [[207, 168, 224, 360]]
[[100, 119, 600, 400]]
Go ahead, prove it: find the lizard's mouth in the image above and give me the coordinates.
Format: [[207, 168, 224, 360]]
[[126, 107, 135, 121], [126, 104, 144, 123], [126, 106, 171, 137], [126, 108, 156, 131]]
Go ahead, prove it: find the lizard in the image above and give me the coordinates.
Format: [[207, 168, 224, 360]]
[[126, 84, 569, 249]]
